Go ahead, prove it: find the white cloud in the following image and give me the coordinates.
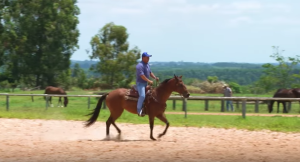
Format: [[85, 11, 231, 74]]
[[109, 8, 145, 14]]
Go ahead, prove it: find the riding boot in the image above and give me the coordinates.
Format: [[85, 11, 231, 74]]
[[141, 102, 146, 115]]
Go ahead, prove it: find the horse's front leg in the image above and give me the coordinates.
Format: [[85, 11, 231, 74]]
[[283, 102, 288, 113], [156, 113, 169, 138], [148, 115, 156, 140]]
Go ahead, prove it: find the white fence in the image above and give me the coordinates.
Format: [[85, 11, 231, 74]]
[[2, 93, 300, 118]]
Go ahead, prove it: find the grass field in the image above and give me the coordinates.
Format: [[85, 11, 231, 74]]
[[1, 89, 300, 133]]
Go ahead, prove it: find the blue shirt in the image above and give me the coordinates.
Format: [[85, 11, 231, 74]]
[[136, 61, 152, 83]]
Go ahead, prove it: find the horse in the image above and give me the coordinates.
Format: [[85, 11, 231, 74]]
[[44, 86, 68, 107], [268, 88, 300, 113], [84, 75, 190, 141]]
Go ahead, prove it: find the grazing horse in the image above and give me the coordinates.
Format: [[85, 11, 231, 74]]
[[44, 86, 68, 107], [268, 88, 300, 113], [84, 75, 190, 140]]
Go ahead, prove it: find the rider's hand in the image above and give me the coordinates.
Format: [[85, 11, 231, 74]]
[[155, 77, 159, 81], [148, 80, 153, 85]]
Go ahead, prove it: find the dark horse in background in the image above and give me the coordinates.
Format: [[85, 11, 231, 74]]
[[268, 88, 300, 113], [84, 75, 190, 140], [44, 86, 68, 107]]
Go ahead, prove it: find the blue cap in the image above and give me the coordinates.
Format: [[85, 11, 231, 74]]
[[142, 52, 152, 57]]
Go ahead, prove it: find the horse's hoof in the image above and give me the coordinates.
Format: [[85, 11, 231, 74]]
[[104, 135, 111, 141], [158, 134, 164, 138], [150, 137, 156, 141], [116, 134, 122, 140]]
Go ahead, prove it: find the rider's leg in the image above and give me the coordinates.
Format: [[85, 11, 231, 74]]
[[137, 82, 147, 115]]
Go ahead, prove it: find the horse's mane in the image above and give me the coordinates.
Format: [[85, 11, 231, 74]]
[[160, 78, 172, 85]]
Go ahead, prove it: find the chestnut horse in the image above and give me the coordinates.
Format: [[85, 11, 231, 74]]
[[84, 75, 190, 140], [268, 88, 300, 113], [44, 86, 68, 107]]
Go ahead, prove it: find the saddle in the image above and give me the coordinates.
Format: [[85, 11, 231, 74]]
[[125, 85, 153, 116], [127, 85, 152, 98]]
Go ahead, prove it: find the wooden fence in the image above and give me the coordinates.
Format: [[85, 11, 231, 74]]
[[1, 93, 300, 118]]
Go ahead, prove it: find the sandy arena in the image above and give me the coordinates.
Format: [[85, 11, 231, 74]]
[[1, 118, 300, 162]]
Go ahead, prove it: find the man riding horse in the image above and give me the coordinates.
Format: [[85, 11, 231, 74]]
[[135, 52, 159, 117]]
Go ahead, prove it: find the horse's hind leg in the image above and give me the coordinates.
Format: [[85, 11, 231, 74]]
[[156, 113, 169, 139], [106, 109, 123, 139]]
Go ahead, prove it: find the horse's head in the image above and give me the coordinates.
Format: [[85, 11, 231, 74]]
[[292, 88, 300, 98], [64, 97, 68, 107], [171, 74, 190, 98], [268, 103, 273, 113]]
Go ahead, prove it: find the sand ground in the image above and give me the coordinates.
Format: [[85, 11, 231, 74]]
[[1, 118, 300, 162]]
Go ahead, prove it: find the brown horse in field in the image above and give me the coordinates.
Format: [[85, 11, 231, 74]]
[[84, 75, 190, 140], [44, 86, 68, 107], [268, 88, 300, 113]]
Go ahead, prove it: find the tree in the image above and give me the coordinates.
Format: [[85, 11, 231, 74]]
[[1, 0, 80, 88], [259, 46, 300, 90], [227, 81, 241, 93], [71, 63, 87, 88], [207, 76, 218, 83], [89, 22, 141, 88]]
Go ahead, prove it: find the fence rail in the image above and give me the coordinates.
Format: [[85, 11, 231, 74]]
[[2, 93, 300, 118]]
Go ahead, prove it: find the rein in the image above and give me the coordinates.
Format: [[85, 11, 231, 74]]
[[150, 79, 184, 99]]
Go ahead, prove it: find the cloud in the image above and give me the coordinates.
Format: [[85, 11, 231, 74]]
[[109, 8, 145, 14]]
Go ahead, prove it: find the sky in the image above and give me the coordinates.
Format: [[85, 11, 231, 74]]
[[72, 0, 300, 63]]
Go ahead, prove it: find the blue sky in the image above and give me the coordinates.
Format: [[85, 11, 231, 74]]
[[72, 0, 300, 63]]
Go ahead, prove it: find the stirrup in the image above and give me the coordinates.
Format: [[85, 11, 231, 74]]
[[138, 109, 145, 117]]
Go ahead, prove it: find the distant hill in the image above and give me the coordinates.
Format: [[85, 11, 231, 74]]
[[71, 60, 98, 69], [70, 60, 266, 70], [69, 60, 300, 85]]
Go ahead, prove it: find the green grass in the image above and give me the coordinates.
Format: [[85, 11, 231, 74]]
[[1, 89, 300, 133]]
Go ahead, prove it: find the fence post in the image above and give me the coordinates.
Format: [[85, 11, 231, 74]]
[[204, 100, 209, 111], [255, 100, 259, 113], [221, 100, 225, 112], [182, 99, 186, 111], [45, 95, 49, 110], [242, 99, 246, 118], [183, 98, 187, 118], [31, 93, 34, 102], [6, 95, 9, 111], [172, 100, 176, 110], [88, 97, 90, 109]]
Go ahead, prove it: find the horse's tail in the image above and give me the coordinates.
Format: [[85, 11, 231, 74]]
[[84, 93, 108, 127]]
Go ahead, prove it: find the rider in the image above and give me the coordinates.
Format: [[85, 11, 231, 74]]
[[136, 52, 159, 117]]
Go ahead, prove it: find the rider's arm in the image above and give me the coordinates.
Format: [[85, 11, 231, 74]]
[[140, 75, 152, 83], [150, 72, 157, 80]]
